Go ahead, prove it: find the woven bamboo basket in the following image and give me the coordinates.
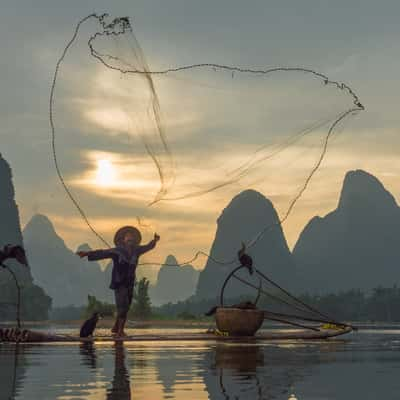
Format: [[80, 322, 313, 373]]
[[215, 307, 264, 336]]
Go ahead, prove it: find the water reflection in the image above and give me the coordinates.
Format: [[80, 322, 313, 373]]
[[0, 343, 25, 400], [2, 329, 400, 399], [0, 340, 320, 400], [214, 345, 265, 399], [80, 342, 97, 370], [106, 343, 131, 400], [203, 344, 304, 400]]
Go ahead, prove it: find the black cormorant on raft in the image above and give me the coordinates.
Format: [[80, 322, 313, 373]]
[[80, 313, 100, 338]]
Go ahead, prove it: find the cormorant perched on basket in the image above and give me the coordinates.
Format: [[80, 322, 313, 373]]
[[205, 244, 255, 317], [238, 243, 253, 273], [80, 313, 100, 338], [0, 244, 28, 266]]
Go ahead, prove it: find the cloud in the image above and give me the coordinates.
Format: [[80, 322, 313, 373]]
[[5, 0, 400, 268]]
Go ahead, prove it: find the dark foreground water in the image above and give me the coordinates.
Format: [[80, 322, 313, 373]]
[[1, 327, 400, 400]]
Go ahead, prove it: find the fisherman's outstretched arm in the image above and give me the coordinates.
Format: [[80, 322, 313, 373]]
[[138, 233, 160, 255], [77, 249, 115, 261]]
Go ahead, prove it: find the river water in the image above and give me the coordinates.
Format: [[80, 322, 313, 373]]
[[1, 326, 399, 400]]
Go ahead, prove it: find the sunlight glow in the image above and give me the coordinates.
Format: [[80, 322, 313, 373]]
[[95, 159, 116, 187]]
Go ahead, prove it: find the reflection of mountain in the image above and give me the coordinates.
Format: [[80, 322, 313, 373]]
[[200, 343, 315, 400], [154, 345, 199, 395], [294, 170, 400, 293], [214, 344, 264, 372], [150, 255, 200, 305], [196, 190, 295, 300], [12, 344, 97, 399], [150, 341, 315, 400], [202, 345, 265, 400], [2, 331, 399, 399], [0, 153, 51, 320], [155, 355, 176, 394], [23, 214, 112, 306]]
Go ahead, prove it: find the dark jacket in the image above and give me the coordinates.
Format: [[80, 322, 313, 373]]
[[87, 240, 156, 289]]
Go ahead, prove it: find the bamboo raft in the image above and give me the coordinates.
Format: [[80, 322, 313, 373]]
[[0, 326, 352, 343]]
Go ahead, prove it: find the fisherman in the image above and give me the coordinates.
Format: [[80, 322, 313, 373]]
[[77, 226, 160, 337]]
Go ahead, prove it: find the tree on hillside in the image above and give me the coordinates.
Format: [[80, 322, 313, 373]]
[[130, 278, 152, 319], [84, 294, 115, 318]]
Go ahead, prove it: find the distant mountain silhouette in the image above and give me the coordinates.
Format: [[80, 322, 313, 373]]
[[23, 214, 112, 306], [0, 154, 31, 285], [0, 153, 51, 320], [76, 243, 114, 303], [293, 169, 400, 293], [150, 255, 199, 305], [196, 190, 295, 300]]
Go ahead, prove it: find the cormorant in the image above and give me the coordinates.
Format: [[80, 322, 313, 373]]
[[0, 244, 28, 266], [80, 313, 100, 338], [237, 243, 253, 273]]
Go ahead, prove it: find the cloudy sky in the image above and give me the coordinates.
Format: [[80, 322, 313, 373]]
[[1, 0, 400, 271]]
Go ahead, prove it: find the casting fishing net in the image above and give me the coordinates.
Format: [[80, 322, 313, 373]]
[[50, 13, 363, 274]]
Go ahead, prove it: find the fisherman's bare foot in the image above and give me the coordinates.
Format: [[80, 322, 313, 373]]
[[111, 319, 119, 334]]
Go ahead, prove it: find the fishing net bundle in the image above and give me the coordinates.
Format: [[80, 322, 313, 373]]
[[50, 14, 363, 283]]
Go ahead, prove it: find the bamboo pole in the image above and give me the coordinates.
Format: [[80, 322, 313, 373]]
[[1, 262, 21, 328]]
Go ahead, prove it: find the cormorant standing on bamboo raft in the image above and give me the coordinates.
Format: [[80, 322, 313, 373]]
[[80, 312, 100, 338], [77, 226, 160, 337]]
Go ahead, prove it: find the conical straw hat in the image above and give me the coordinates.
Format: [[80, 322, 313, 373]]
[[113, 226, 142, 246]]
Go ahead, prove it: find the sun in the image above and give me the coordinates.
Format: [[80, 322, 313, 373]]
[[95, 159, 116, 187]]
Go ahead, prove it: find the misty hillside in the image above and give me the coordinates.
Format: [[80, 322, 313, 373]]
[[150, 255, 199, 305], [196, 189, 296, 300], [293, 169, 400, 293], [23, 214, 112, 307], [0, 153, 51, 320]]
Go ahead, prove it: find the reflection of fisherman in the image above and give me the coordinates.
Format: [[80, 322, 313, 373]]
[[106, 343, 131, 400], [77, 226, 160, 337], [79, 342, 131, 399]]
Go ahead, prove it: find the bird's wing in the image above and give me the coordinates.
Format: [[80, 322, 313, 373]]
[[10, 246, 29, 266]]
